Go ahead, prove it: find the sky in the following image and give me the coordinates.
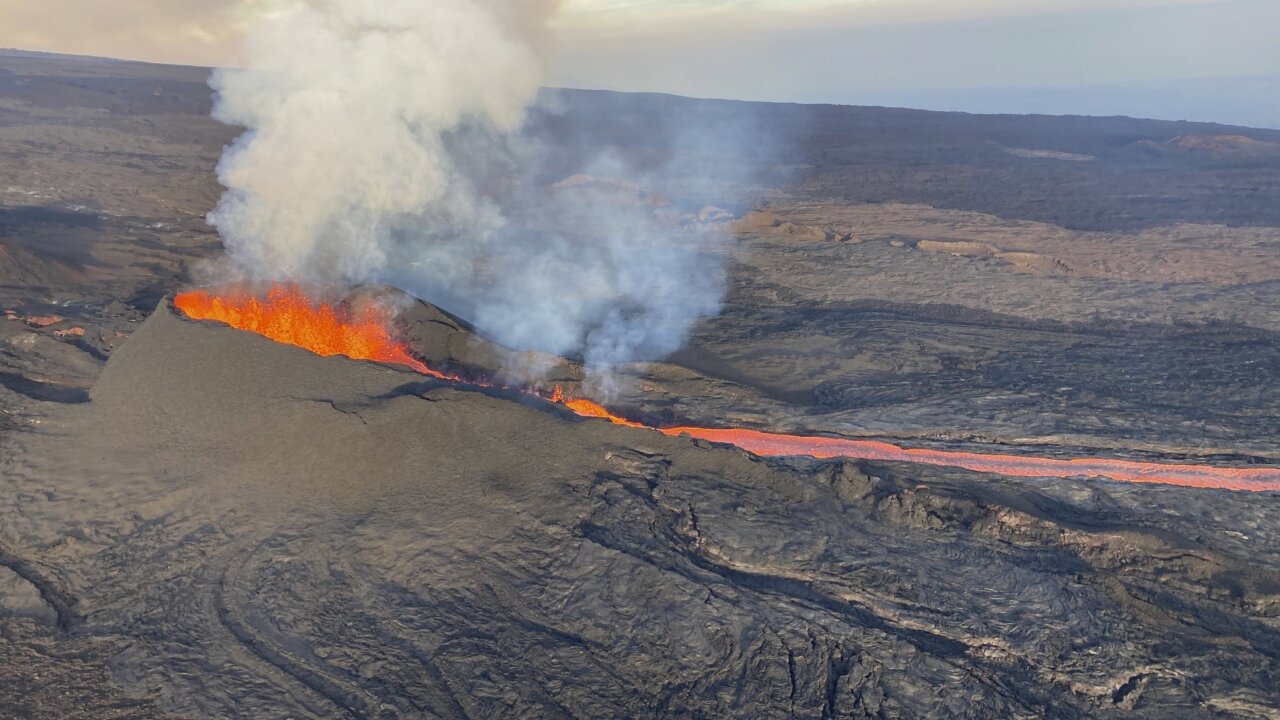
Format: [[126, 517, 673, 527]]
[[1, 0, 1277, 128]]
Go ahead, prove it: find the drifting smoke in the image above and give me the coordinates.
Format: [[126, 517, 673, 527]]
[[208, 0, 730, 392]]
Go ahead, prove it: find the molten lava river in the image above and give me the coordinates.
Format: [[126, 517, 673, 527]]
[[174, 286, 1280, 493]]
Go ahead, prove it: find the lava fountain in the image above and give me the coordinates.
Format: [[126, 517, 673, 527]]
[[175, 285, 444, 379], [173, 285, 1280, 493]]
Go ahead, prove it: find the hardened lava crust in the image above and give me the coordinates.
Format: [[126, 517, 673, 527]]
[[0, 295, 1273, 718]]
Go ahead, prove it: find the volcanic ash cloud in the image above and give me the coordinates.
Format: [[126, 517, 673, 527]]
[[207, 0, 727, 389]]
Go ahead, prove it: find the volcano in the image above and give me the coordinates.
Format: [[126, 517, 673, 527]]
[[4, 292, 1271, 717], [173, 284, 1280, 493]]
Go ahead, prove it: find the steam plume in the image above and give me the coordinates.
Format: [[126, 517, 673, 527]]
[[208, 0, 727, 392]]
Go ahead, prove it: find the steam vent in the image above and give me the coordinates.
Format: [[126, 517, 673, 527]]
[[3, 293, 1273, 717]]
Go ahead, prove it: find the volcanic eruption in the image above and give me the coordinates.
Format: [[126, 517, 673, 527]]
[[203, 0, 725, 389], [174, 0, 1280, 495], [174, 284, 1280, 492], [7, 6, 1280, 715], [174, 285, 437, 377]]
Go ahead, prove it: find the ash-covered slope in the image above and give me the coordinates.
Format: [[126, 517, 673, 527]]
[[2, 299, 1279, 719]]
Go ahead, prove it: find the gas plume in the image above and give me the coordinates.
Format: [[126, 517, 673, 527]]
[[207, 0, 729, 394]]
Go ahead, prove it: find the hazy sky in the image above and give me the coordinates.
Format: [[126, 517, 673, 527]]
[[1, 0, 1277, 127]]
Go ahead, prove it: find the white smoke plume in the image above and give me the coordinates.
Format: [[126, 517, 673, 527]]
[[208, 0, 729, 394]]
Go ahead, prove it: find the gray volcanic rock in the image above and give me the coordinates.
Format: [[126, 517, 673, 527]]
[[396, 297, 577, 386], [1, 298, 1278, 718]]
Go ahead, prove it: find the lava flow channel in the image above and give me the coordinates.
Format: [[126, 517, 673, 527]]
[[173, 286, 1280, 493]]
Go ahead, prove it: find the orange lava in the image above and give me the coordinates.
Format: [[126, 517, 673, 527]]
[[174, 285, 1280, 493], [550, 386, 646, 428], [653, 427, 1280, 492], [174, 285, 443, 378]]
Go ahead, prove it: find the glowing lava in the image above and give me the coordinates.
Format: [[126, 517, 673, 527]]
[[652, 427, 1280, 492], [174, 285, 444, 378], [550, 386, 646, 428], [174, 286, 1280, 493]]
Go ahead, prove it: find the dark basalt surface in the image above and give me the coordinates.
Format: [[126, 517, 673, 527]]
[[1, 302, 1277, 718]]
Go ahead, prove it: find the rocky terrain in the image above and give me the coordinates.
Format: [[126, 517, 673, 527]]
[[2, 50, 1280, 718]]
